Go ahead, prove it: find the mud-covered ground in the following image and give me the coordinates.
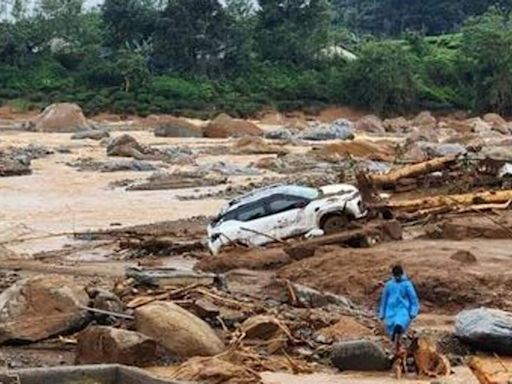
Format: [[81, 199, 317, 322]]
[[1, 108, 511, 383]]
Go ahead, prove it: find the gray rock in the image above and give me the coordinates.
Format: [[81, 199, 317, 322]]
[[455, 307, 512, 355], [265, 128, 294, 140], [481, 146, 512, 161], [0, 156, 31, 177], [71, 130, 110, 141], [419, 142, 467, 157], [200, 161, 261, 176], [300, 119, 354, 141], [290, 282, 355, 310], [101, 160, 156, 172], [331, 340, 390, 371]]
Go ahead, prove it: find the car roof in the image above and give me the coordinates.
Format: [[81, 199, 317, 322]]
[[220, 184, 318, 214]]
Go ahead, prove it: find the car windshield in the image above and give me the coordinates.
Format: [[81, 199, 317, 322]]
[[211, 186, 319, 227]]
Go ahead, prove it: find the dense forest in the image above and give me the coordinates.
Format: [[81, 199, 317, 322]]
[[1, 0, 512, 117]]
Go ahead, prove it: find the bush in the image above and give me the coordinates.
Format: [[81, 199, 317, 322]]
[[344, 42, 419, 113]]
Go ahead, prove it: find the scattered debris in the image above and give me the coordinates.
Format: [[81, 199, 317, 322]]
[[68, 158, 157, 172], [126, 170, 227, 191], [71, 129, 110, 140], [299, 119, 354, 141], [126, 266, 217, 287], [199, 161, 261, 176]]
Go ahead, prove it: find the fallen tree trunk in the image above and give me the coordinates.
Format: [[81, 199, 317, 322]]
[[384, 190, 512, 212], [369, 155, 457, 187]]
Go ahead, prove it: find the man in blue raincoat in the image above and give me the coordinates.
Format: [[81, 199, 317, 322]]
[[379, 264, 420, 351]]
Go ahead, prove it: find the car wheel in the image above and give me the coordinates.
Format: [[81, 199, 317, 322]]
[[321, 214, 349, 234]]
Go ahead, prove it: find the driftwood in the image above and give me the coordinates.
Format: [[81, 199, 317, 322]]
[[369, 156, 457, 187], [384, 190, 512, 212]]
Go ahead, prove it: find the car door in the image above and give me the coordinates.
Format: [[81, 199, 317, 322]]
[[225, 199, 274, 247], [265, 194, 310, 240]]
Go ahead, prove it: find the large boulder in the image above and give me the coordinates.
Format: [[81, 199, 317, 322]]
[[31, 103, 91, 133], [480, 146, 512, 161], [203, 114, 263, 138], [455, 308, 512, 355], [106, 134, 147, 159], [300, 119, 354, 141], [355, 115, 385, 134], [135, 301, 224, 358], [154, 117, 203, 138], [331, 340, 390, 371], [412, 111, 437, 130], [483, 113, 507, 128], [0, 275, 90, 344], [76, 326, 160, 366]]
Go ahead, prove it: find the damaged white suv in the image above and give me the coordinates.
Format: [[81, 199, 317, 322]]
[[207, 184, 367, 255]]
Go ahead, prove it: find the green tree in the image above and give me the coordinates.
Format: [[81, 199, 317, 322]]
[[115, 48, 150, 92], [344, 42, 419, 113], [102, 0, 158, 47], [153, 0, 228, 74], [460, 9, 512, 113], [256, 0, 332, 65], [224, 0, 257, 72]]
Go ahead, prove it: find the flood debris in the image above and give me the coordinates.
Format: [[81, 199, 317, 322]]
[[126, 266, 217, 287], [68, 158, 157, 172], [76, 326, 162, 366], [469, 356, 512, 384], [126, 170, 227, 191], [0, 275, 90, 344], [299, 119, 354, 141], [71, 129, 110, 140], [413, 337, 452, 378]]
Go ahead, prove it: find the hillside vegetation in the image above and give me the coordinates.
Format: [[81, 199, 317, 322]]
[[1, 0, 512, 117]]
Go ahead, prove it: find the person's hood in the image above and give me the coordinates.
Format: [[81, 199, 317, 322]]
[[391, 274, 409, 283]]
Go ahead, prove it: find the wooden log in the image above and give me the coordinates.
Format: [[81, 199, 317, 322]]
[[385, 190, 512, 212], [370, 155, 457, 187]]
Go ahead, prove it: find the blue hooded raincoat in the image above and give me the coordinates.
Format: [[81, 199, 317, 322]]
[[379, 275, 420, 338]]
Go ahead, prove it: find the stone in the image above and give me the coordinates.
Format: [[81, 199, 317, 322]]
[[0, 156, 31, 177], [31, 103, 91, 133], [76, 326, 160, 366], [413, 111, 437, 130], [154, 117, 203, 138], [383, 117, 410, 133], [355, 115, 385, 134], [315, 316, 372, 343], [331, 340, 390, 372], [203, 114, 263, 138], [106, 134, 147, 159], [483, 113, 507, 127], [88, 288, 124, 325], [231, 136, 288, 155], [241, 316, 285, 340], [418, 142, 467, 157], [265, 128, 294, 140], [289, 282, 354, 310], [455, 308, 512, 355], [135, 301, 224, 358], [450, 250, 477, 264], [0, 275, 90, 344], [480, 146, 512, 161], [71, 130, 110, 140], [300, 119, 354, 141]]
